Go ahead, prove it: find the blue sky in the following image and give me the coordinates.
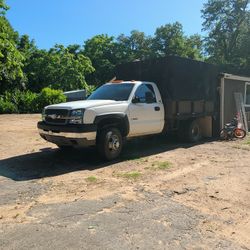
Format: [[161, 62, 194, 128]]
[[6, 0, 207, 49]]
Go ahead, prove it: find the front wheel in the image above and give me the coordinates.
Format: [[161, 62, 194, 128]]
[[97, 127, 123, 161], [233, 128, 246, 139], [219, 128, 228, 140]]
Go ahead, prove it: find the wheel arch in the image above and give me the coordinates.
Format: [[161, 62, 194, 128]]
[[94, 113, 130, 137]]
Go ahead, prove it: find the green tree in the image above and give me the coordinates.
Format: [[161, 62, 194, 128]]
[[84, 34, 118, 85], [17, 34, 37, 58], [116, 30, 153, 61], [153, 22, 185, 57], [202, 0, 250, 65], [0, 0, 8, 15], [237, 21, 250, 66], [184, 34, 204, 60], [25, 45, 94, 92], [152, 22, 203, 59], [0, 0, 24, 93], [67, 44, 82, 56]]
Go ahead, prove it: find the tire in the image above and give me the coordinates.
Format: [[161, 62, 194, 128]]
[[97, 127, 123, 161], [233, 128, 246, 139], [179, 120, 201, 143], [219, 128, 228, 140], [187, 120, 201, 143]]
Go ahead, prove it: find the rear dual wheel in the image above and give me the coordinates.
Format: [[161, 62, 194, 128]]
[[179, 120, 201, 143], [188, 120, 201, 142]]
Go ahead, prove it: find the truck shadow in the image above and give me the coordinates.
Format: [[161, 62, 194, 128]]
[[0, 135, 214, 181]]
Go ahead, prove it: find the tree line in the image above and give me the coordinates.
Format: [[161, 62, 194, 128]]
[[0, 0, 250, 97]]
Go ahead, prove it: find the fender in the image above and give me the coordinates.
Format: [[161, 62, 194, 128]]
[[94, 113, 130, 136]]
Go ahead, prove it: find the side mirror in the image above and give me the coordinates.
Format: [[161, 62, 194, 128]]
[[132, 96, 140, 104]]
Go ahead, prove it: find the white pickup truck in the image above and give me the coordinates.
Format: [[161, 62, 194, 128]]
[[38, 81, 166, 160], [38, 56, 219, 160]]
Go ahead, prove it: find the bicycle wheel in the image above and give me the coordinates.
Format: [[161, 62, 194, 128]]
[[233, 128, 246, 139], [220, 128, 228, 140]]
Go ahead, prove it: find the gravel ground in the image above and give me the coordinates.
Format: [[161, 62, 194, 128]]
[[0, 114, 249, 250]]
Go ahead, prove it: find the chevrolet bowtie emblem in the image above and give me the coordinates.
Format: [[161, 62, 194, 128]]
[[47, 114, 61, 119]]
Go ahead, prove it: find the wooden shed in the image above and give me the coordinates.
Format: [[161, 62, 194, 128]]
[[220, 74, 250, 131]]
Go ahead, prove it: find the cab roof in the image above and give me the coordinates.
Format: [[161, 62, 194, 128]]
[[108, 80, 154, 85]]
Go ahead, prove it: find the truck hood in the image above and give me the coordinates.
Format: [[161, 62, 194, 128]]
[[45, 100, 125, 110]]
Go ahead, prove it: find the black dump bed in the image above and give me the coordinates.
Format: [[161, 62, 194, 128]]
[[115, 56, 219, 102], [116, 56, 220, 122]]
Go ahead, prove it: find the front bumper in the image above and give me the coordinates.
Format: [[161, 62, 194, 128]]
[[37, 121, 97, 147]]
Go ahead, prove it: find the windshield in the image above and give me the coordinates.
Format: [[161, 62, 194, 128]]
[[87, 83, 134, 101]]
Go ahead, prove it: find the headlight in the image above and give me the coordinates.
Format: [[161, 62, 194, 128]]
[[71, 109, 83, 117], [68, 109, 84, 124]]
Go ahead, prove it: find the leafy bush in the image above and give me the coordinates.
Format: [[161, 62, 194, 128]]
[[0, 98, 18, 114], [19, 91, 38, 113], [3, 89, 38, 113], [35, 87, 66, 112], [0, 88, 66, 114]]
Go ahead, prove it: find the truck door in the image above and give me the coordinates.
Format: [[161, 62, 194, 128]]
[[128, 83, 164, 136]]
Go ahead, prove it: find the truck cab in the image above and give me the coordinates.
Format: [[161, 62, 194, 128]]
[[38, 81, 165, 160]]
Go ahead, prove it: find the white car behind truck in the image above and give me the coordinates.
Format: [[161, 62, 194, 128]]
[[38, 81, 165, 160]]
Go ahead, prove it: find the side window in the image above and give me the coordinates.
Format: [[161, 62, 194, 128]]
[[245, 83, 250, 105], [134, 84, 156, 103]]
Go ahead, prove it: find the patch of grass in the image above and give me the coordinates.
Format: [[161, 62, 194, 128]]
[[151, 161, 172, 170], [85, 176, 97, 183], [121, 155, 148, 163], [232, 145, 250, 151], [118, 171, 142, 180], [244, 139, 250, 145], [135, 157, 148, 163]]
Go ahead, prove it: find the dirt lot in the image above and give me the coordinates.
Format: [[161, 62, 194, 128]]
[[0, 114, 250, 249]]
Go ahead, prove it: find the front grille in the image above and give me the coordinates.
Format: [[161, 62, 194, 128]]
[[44, 109, 69, 125]]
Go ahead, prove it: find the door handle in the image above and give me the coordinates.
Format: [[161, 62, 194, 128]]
[[154, 106, 160, 111]]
